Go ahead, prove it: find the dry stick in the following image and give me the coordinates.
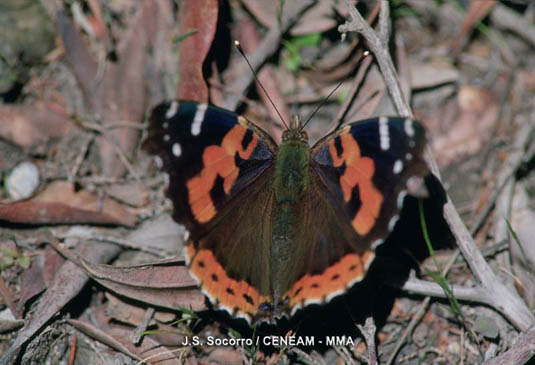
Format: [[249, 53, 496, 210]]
[[222, 0, 315, 111], [386, 297, 431, 365], [490, 3, 535, 47], [339, 0, 534, 332], [357, 317, 378, 365], [482, 325, 535, 365], [339, 0, 412, 119], [131, 307, 155, 345], [289, 347, 325, 365], [76, 119, 142, 183], [68, 134, 94, 182], [333, 346, 356, 364]]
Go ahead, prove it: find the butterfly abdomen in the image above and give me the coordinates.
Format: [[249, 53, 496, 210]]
[[270, 138, 312, 308]]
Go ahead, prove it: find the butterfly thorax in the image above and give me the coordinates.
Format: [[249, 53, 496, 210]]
[[270, 126, 311, 314]]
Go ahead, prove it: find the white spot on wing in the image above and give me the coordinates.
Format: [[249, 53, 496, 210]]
[[172, 142, 182, 157], [191, 103, 208, 136], [303, 297, 323, 307], [163, 122, 169, 129], [325, 288, 346, 302], [406, 153, 413, 160], [388, 215, 399, 231], [165, 101, 179, 119], [379, 117, 390, 151], [163, 134, 170, 141], [404, 118, 415, 137], [393, 159, 403, 174], [290, 303, 303, 316], [371, 239, 384, 250], [363, 252, 376, 271]]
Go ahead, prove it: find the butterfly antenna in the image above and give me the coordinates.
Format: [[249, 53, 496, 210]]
[[299, 50, 370, 132], [234, 40, 289, 130]]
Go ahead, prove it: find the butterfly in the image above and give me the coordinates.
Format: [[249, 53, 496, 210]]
[[144, 100, 428, 324]]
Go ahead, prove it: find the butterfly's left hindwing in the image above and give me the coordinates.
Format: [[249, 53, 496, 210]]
[[144, 101, 276, 238]]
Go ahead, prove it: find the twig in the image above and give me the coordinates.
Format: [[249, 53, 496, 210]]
[[332, 346, 355, 364], [222, 0, 315, 111], [131, 307, 155, 345], [339, 0, 412, 118], [482, 325, 535, 365], [490, 3, 535, 47], [402, 276, 488, 302], [68, 333, 77, 365], [68, 134, 94, 183], [74, 118, 142, 182], [339, 0, 534, 332], [288, 347, 325, 365], [357, 317, 378, 365], [385, 297, 431, 365]]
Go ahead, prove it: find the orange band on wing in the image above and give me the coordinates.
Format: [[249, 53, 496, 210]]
[[186, 244, 269, 320], [285, 250, 374, 309], [328, 131, 384, 235], [186, 125, 258, 223]]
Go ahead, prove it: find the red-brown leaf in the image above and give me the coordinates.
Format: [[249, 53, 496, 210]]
[[176, 0, 219, 102], [81, 258, 206, 312]]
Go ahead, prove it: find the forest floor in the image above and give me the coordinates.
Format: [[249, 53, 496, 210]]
[[1, 0, 534, 364]]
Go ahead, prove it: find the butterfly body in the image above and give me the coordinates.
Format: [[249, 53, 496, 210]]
[[145, 101, 428, 324]]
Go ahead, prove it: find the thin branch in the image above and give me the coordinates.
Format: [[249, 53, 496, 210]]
[[339, 0, 412, 118], [385, 297, 431, 365], [482, 325, 535, 365], [357, 317, 378, 365], [402, 276, 489, 303]]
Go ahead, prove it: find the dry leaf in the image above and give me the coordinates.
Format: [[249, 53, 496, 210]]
[[0, 102, 75, 149], [177, 0, 219, 102], [81, 258, 206, 312], [0, 181, 137, 226]]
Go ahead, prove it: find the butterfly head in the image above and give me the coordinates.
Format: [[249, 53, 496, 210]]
[[282, 115, 308, 144]]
